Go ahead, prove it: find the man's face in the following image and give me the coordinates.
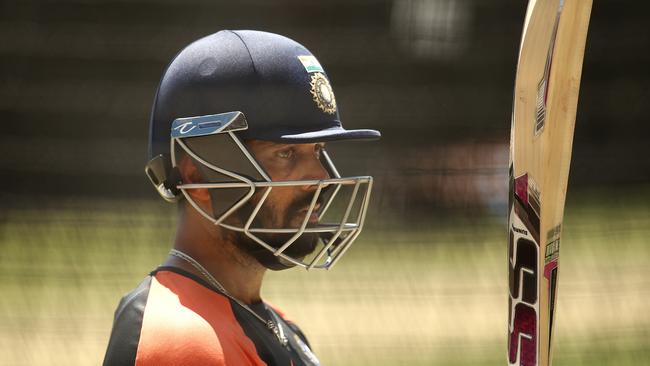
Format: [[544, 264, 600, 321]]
[[244, 140, 331, 229], [232, 140, 331, 267]]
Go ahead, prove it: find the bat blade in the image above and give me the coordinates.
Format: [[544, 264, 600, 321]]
[[507, 1, 592, 365]]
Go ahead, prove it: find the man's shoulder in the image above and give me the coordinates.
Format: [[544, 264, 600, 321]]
[[104, 269, 264, 366], [141, 268, 240, 329], [103, 275, 153, 366], [113, 275, 153, 322], [137, 268, 256, 343]]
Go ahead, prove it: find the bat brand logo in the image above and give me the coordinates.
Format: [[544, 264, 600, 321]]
[[512, 224, 528, 236], [508, 219, 539, 366], [508, 172, 540, 366]]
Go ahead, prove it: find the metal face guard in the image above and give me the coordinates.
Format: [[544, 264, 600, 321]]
[[169, 112, 374, 270]]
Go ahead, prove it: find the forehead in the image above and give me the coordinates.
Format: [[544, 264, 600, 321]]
[[245, 139, 324, 151]]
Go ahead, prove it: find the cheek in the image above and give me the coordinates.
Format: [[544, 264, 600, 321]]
[[264, 187, 300, 216], [265, 187, 294, 211], [268, 166, 294, 181], [257, 187, 294, 225], [265, 157, 304, 182]]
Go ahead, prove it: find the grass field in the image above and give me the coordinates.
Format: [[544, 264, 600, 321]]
[[1, 186, 649, 365]]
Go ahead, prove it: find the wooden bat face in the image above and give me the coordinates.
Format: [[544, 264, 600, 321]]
[[507, 0, 592, 365]]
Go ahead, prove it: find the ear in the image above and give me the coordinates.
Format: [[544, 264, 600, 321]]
[[177, 155, 211, 204]]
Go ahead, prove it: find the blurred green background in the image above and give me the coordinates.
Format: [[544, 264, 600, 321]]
[[2, 188, 649, 365], [1, 0, 649, 365]]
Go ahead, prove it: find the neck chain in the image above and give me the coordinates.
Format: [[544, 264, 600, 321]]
[[168, 249, 288, 346]]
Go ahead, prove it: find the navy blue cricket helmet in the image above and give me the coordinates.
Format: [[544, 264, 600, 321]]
[[148, 30, 379, 163], [145, 30, 380, 270]]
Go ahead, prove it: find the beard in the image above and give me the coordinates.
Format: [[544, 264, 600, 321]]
[[235, 231, 320, 270], [225, 190, 327, 270]]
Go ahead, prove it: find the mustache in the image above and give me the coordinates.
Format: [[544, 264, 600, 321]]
[[231, 184, 332, 228], [286, 185, 331, 217]]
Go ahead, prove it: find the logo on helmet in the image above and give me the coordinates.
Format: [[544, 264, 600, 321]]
[[309, 73, 337, 115]]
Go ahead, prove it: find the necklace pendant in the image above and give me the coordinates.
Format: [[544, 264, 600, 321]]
[[267, 320, 288, 346]]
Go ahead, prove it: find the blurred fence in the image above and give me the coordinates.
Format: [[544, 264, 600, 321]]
[[2, 0, 649, 201], [1, 186, 649, 365]]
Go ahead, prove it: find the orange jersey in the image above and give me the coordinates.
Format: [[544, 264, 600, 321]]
[[103, 267, 321, 366]]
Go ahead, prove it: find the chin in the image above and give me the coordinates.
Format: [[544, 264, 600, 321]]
[[234, 230, 320, 270]]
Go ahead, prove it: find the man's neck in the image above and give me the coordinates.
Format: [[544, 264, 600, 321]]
[[166, 210, 267, 305]]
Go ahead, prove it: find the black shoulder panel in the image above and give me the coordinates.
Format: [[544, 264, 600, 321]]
[[102, 275, 153, 366], [284, 319, 311, 349]]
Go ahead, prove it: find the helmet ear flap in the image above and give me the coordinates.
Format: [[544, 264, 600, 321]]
[[145, 154, 181, 202], [180, 133, 266, 182], [174, 132, 261, 222], [191, 159, 252, 222]]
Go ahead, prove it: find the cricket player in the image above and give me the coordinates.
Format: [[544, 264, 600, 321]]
[[102, 30, 380, 365]]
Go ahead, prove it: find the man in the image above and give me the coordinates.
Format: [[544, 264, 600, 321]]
[[103, 30, 380, 365]]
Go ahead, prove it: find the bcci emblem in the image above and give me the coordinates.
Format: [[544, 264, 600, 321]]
[[309, 73, 337, 115]]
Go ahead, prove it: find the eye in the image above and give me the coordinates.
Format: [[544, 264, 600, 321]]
[[276, 147, 294, 159]]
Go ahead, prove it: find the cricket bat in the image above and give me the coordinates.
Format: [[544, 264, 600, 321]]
[[507, 1, 592, 365]]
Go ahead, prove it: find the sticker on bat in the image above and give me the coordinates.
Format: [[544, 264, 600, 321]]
[[534, 0, 565, 136], [544, 225, 561, 360], [508, 169, 541, 366]]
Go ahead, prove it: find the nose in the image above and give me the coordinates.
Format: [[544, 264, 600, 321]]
[[301, 154, 330, 186]]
